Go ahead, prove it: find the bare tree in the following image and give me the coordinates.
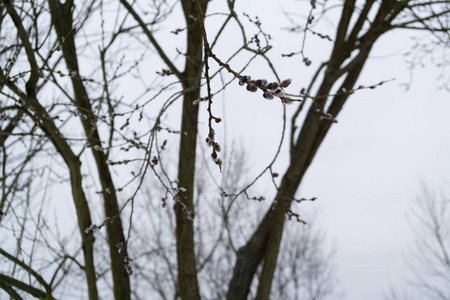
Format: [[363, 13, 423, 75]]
[[386, 185, 450, 300], [128, 145, 338, 300], [225, 2, 450, 299], [1, 1, 449, 300]]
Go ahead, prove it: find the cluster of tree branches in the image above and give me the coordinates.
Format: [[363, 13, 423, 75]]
[[0, 0, 449, 299]]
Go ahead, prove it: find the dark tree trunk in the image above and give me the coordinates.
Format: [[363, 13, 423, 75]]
[[47, 1, 130, 299], [174, 1, 208, 299], [228, 1, 404, 299]]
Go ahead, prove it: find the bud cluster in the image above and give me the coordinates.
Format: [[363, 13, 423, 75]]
[[117, 241, 125, 253], [286, 209, 307, 224], [238, 76, 296, 104], [249, 196, 265, 202], [156, 68, 173, 76], [84, 215, 117, 234], [314, 107, 337, 123], [174, 187, 196, 221], [85, 224, 98, 234], [293, 197, 317, 203], [205, 129, 222, 170], [124, 256, 133, 275], [303, 57, 312, 66]]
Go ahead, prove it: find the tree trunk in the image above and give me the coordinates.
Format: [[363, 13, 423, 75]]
[[1, 1, 99, 297], [174, 1, 208, 299], [47, 1, 130, 299], [229, 1, 403, 298]]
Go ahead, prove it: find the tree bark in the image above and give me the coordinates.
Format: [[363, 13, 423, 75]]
[[47, 1, 130, 299], [174, 1, 208, 299]]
